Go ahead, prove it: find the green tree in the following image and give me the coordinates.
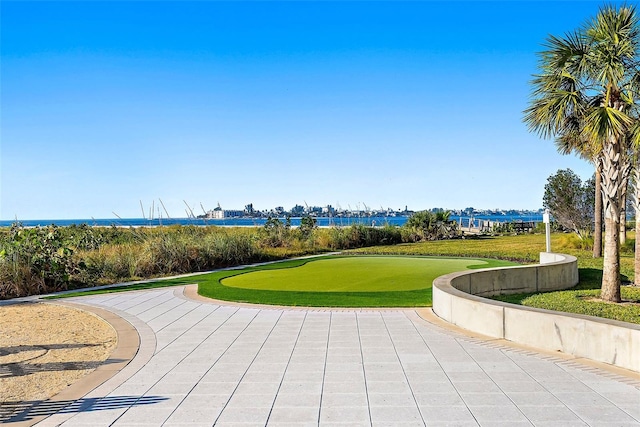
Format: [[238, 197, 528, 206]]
[[299, 215, 317, 240], [555, 130, 604, 257], [524, 5, 640, 302], [543, 169, 594, 240], [261, 216, 291, 247]]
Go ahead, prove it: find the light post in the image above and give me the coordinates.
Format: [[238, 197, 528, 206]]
[[543, 208, 551, 253]]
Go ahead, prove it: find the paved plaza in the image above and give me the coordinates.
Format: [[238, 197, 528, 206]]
[[17, 287, 640, 426]]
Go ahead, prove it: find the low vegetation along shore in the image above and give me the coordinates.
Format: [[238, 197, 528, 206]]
[[1, 222, 639, 323]]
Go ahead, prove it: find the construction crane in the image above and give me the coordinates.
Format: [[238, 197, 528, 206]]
[[199, 202, 209, 225], [140, 200, 146, 220], [159, 198, 171, 219], [183, 200, 196, 219]]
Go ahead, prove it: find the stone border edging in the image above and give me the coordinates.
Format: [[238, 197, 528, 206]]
[[432, 252, 640, 373]]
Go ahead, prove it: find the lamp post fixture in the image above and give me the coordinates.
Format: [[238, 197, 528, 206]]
[[543, 208, 551, 253]]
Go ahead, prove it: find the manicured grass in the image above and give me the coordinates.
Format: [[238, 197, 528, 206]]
[[348, 234, 548, 263], [222, 256, 496, 292], [493, 286, 640, 324], [46, 255, 517, 307]]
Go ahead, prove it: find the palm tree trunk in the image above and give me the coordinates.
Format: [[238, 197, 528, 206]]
[[602, 217, 622, 301], [600, 140, 623, 303], [594, 162, 603, 258], [620, 178, 628, 245], [620, 159, 632, 246], [620, 206, 627, 244], [634, 167, 640, 285], [636, 211, 640, 286]]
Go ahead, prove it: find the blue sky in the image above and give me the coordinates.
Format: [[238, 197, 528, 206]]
[[1, 1, 604, 220]]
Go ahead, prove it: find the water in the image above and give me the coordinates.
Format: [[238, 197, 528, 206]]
[[0, 214, 543, 228]]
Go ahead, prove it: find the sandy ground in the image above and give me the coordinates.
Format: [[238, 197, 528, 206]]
[[0, 302, 117, 403]]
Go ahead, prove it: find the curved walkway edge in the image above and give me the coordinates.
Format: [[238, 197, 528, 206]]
[[432, 251, 640, 373]]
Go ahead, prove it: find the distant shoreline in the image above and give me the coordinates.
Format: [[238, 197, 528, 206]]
[[0, 215, 544, 229]]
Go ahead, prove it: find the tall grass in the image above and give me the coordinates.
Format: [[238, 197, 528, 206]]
[[315, 224, 402, 249], [75, 228, 262, 284]]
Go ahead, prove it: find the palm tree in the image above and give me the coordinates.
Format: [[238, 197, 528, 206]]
[[556, 109, 635, 256], [524, 5, 640, 302]]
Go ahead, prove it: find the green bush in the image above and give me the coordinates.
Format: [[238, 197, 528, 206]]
[[0, 224, 81, 298], [259, 217, 292, 248], [299, 215, 317, 241], [403, 211, 458, 241], [556, 233, 594, 251], [202, 231, 257, 267], [621, 238, 635, 255]]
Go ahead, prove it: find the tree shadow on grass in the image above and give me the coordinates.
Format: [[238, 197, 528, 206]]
[[576, 268, 603, 290], [575, 268, 630, 291], [1, 395, 169, 423]]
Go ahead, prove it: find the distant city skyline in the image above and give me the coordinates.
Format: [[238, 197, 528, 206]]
[[1, 2, 603, 220]]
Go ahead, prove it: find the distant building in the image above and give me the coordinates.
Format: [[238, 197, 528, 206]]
[[291, 205, 305, 216], [322, 205, 335, 215], [207, 208, 244, 219]]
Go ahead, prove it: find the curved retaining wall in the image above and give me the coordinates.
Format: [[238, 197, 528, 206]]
[[432, 252, 640, 373]]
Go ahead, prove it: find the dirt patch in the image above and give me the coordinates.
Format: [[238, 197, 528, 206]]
[[0, 302, 117, 403]]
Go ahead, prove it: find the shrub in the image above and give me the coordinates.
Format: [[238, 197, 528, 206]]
[[0, 224, 81, 298], [621, 238, 635, 255], [403, 211, 458, 241], [79, 243, 145, 283], [260, 217, 292, 248], [556, 233, 594, 251], [202, 231, 257, 267], [299, 215, 317, 241]]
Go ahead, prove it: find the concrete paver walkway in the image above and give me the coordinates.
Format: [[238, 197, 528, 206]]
[[33, 287, 640, 426]]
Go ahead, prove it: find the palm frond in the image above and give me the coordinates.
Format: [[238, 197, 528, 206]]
[[525, 3, 640, 165], [583, 105, 633, 140], [524, 86, 583, 138], [628, 118, 640, 148]]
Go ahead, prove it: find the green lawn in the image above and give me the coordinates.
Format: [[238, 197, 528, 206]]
[[222, 256, 496, 292], [493, 287, 640, 324], [48, 255, 516, 307]]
